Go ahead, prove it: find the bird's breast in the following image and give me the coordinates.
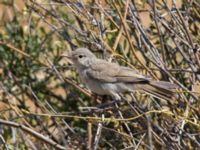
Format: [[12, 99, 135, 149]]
[[77, 69, 117, 95]]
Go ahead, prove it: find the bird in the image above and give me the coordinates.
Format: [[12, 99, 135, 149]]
[[62, 47, 178, 101]]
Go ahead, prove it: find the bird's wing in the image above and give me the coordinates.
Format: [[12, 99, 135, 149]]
[[86, 59, 149, 83], [115, 66, 150, 83]]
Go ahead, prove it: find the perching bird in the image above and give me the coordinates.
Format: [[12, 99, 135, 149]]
[[63, 48, 178, 101]]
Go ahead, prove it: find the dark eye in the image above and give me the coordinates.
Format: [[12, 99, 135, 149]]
[[78, 55, 83, 58]]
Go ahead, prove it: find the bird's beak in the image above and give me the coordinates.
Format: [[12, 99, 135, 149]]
[[60, 52, 72, 59], [61, 55, 72, 59], [60, 52, 73, 64]]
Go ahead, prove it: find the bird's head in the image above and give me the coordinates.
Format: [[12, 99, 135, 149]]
[[62, 48, 96, 69]]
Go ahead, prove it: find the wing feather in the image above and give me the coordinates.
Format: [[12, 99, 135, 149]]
[[86, 59, 149, 83]]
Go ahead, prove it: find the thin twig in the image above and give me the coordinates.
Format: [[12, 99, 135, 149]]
[[93, 122, 103, 150], [0, 119, 66, 150]]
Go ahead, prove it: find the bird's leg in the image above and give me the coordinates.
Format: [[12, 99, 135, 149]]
[[97, 100, 120, 109], [96, 94, 121, 109], [108, 91, 122, 101]]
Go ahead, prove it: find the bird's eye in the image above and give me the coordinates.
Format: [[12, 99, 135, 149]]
[[78, 55, 83, 58]]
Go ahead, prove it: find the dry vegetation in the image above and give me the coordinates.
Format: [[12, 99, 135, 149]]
[[0, 0, 200, 149]]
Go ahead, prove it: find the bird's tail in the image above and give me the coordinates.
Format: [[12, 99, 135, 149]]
[[136, 81, 178, 101]]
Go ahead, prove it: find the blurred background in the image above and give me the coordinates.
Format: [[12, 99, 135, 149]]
[[0, 0, 200, 149]]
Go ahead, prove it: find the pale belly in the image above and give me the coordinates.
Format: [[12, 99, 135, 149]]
[[78, 69, 130, 95], [85, 79, 117, 95]]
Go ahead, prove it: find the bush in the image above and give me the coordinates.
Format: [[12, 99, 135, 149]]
[[0, 1, 200, 149]]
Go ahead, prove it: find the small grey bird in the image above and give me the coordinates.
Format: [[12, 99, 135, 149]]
[[63, 48, 177, 101]]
